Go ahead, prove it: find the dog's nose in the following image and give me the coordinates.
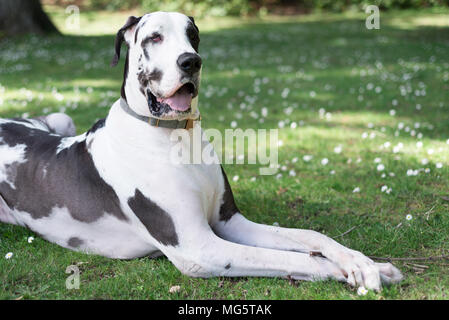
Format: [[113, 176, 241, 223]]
[[177, 53, 202, 75]]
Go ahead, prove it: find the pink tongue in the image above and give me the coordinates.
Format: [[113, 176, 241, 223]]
[[158, 86, 192, 111]]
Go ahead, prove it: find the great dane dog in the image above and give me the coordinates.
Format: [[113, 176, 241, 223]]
[[0, 12, 403, 291]]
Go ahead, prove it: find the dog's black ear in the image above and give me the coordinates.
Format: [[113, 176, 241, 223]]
[[188, 16, 199, 33], [111, 16, 142, 67]]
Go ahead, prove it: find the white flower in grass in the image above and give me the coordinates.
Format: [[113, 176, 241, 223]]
[[334, 145, 342, 154], [436, 162, 443, 169], [289, 170, 296, 177], [424, 168, 430, 173], [406, 214, 413, 221], [27, 236, 34, 244], [357, 286, 368, 296], [374, 157, 382, 163], [381, 185, 388, 192], [292, 157, 298, 163], [169, 285, 181, 293], [276, 173, 282, 179], [5, 252, 13, 259], [416, 141, 423, 148], [330, 170, 335, 175], [389, 109, 396, 116], [303, 155, 313, 162], [250, 177, 257, 182], [377, 164, 385, 171], [321, 158, 329, 166], [230, 121, 237, 128], [421, 158, 429, 165], [447, 139, 449, 145], [232, 175, 239, 182], [361, 132, 368, 139], [353, 187, 360, 193]]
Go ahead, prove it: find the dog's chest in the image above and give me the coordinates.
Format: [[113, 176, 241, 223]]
[[90, 120, 224, 223]]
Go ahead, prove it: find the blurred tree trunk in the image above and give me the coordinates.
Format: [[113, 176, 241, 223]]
[[0, 0, 60, 36]]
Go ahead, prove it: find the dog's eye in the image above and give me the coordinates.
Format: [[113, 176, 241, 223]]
[[151, 34, 162, 43]]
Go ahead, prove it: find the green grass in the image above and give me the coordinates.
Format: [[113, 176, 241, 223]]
[[1, 7, 449, 299]]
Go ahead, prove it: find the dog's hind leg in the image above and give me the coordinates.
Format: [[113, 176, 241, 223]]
[[0, 194, 18, 225], [36, 113, 76, 137]]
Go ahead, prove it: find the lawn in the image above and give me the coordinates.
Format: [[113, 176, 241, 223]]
[[0, 6, 449, 299]]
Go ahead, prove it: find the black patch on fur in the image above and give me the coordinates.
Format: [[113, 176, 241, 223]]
[[68, 237, 84, 248], [219, 166, 240, 222], [128, 189, 179, 246], [187, 17, 200, 52], [138, 68, 162, 95], [121, 50, 130, 101], [87, 118, 106, 135], [0, 122, 128, 223], [111, 16, 142, 67], [225, 263, 231, 269], [111, 16, 142, 101]]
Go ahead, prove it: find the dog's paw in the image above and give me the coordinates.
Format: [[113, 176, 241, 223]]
[[375, 262, 404, 285], [325, 248, 382, 292]]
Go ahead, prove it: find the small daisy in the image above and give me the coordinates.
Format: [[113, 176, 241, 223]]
[[250, 177, 257, 182], [303, 155, 313, 162], [169, 285, 181, 293], [27, 236, 34, 244], [5, 252, 13, 259], [232, 175, 239, 182], [353, 187, 360, 193], [406, 214, 413, 221], [357, 286, 368, 296], [334, 146, 342, 154], [289, 169, 296, 177], [377, 164, 385, 171], [321, 158, 329, 166], [436, 162, 443, 169]]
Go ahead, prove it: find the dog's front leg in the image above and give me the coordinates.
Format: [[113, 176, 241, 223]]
[[212, 214, 403, 291], [161, 227, 347, 283]]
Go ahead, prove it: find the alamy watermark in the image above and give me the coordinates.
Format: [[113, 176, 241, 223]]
[[65, 5, 80, 31], [365, 5, 380, 29], [65, 265, 80, 290], [169, 123, 279, 175]]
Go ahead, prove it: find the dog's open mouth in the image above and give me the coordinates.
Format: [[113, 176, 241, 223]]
[[156, 83, 196, 112]]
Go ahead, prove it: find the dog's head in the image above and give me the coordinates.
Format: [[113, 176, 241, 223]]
[[112, 12, 201, 120]]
